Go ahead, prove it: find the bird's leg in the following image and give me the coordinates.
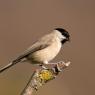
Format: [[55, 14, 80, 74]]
[[39, 64, 48, 69], [47, 61, 70, 66], [39, 60, 56, 69], [46, 61, 71, 72], [56, 61, 71, 71], [39, 61, 70, 70], [39, 61, 50, 69]]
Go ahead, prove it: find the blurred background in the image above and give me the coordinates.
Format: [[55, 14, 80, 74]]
[[0, 0, 95, 95]]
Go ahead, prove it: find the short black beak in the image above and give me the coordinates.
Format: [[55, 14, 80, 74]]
[[66, 37, 70, 42]]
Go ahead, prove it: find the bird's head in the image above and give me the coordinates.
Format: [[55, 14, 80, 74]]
[[54, 28, 70, 44]]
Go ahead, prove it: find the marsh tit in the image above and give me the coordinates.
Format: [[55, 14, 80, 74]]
[[0, 28, 70, 73]]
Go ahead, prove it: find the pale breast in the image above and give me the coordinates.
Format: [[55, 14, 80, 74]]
[[29, 39, 62, 63]]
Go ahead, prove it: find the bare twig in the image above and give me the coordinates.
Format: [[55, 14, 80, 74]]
[[21, 61, 70, 95]]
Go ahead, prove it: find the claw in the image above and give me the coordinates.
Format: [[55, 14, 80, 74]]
[[64, 61, 71, 66], [39, 64, 48, 69]]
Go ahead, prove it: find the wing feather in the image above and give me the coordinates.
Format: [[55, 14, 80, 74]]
[[13, 41, 50, 62], [13, 33, 53, 62]]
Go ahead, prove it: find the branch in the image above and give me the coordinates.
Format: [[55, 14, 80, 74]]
[[21, 61, 70, 95]]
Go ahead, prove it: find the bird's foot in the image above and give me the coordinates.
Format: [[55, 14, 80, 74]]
[[39, 64, 48, 69], [58, 61, 71, 66]]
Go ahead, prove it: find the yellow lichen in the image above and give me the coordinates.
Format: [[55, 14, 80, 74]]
[[39, 70, 53, 81]]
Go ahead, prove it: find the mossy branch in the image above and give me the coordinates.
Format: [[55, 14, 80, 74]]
[[21, 61, 70, 95]]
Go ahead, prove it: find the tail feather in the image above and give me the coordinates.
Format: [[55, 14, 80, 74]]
[[0, 59, 21, 73]]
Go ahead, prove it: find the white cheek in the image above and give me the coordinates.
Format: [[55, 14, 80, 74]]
[[62, 35, 66, 40]]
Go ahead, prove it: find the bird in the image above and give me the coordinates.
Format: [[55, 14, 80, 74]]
[[0, 28, 70, 73]]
